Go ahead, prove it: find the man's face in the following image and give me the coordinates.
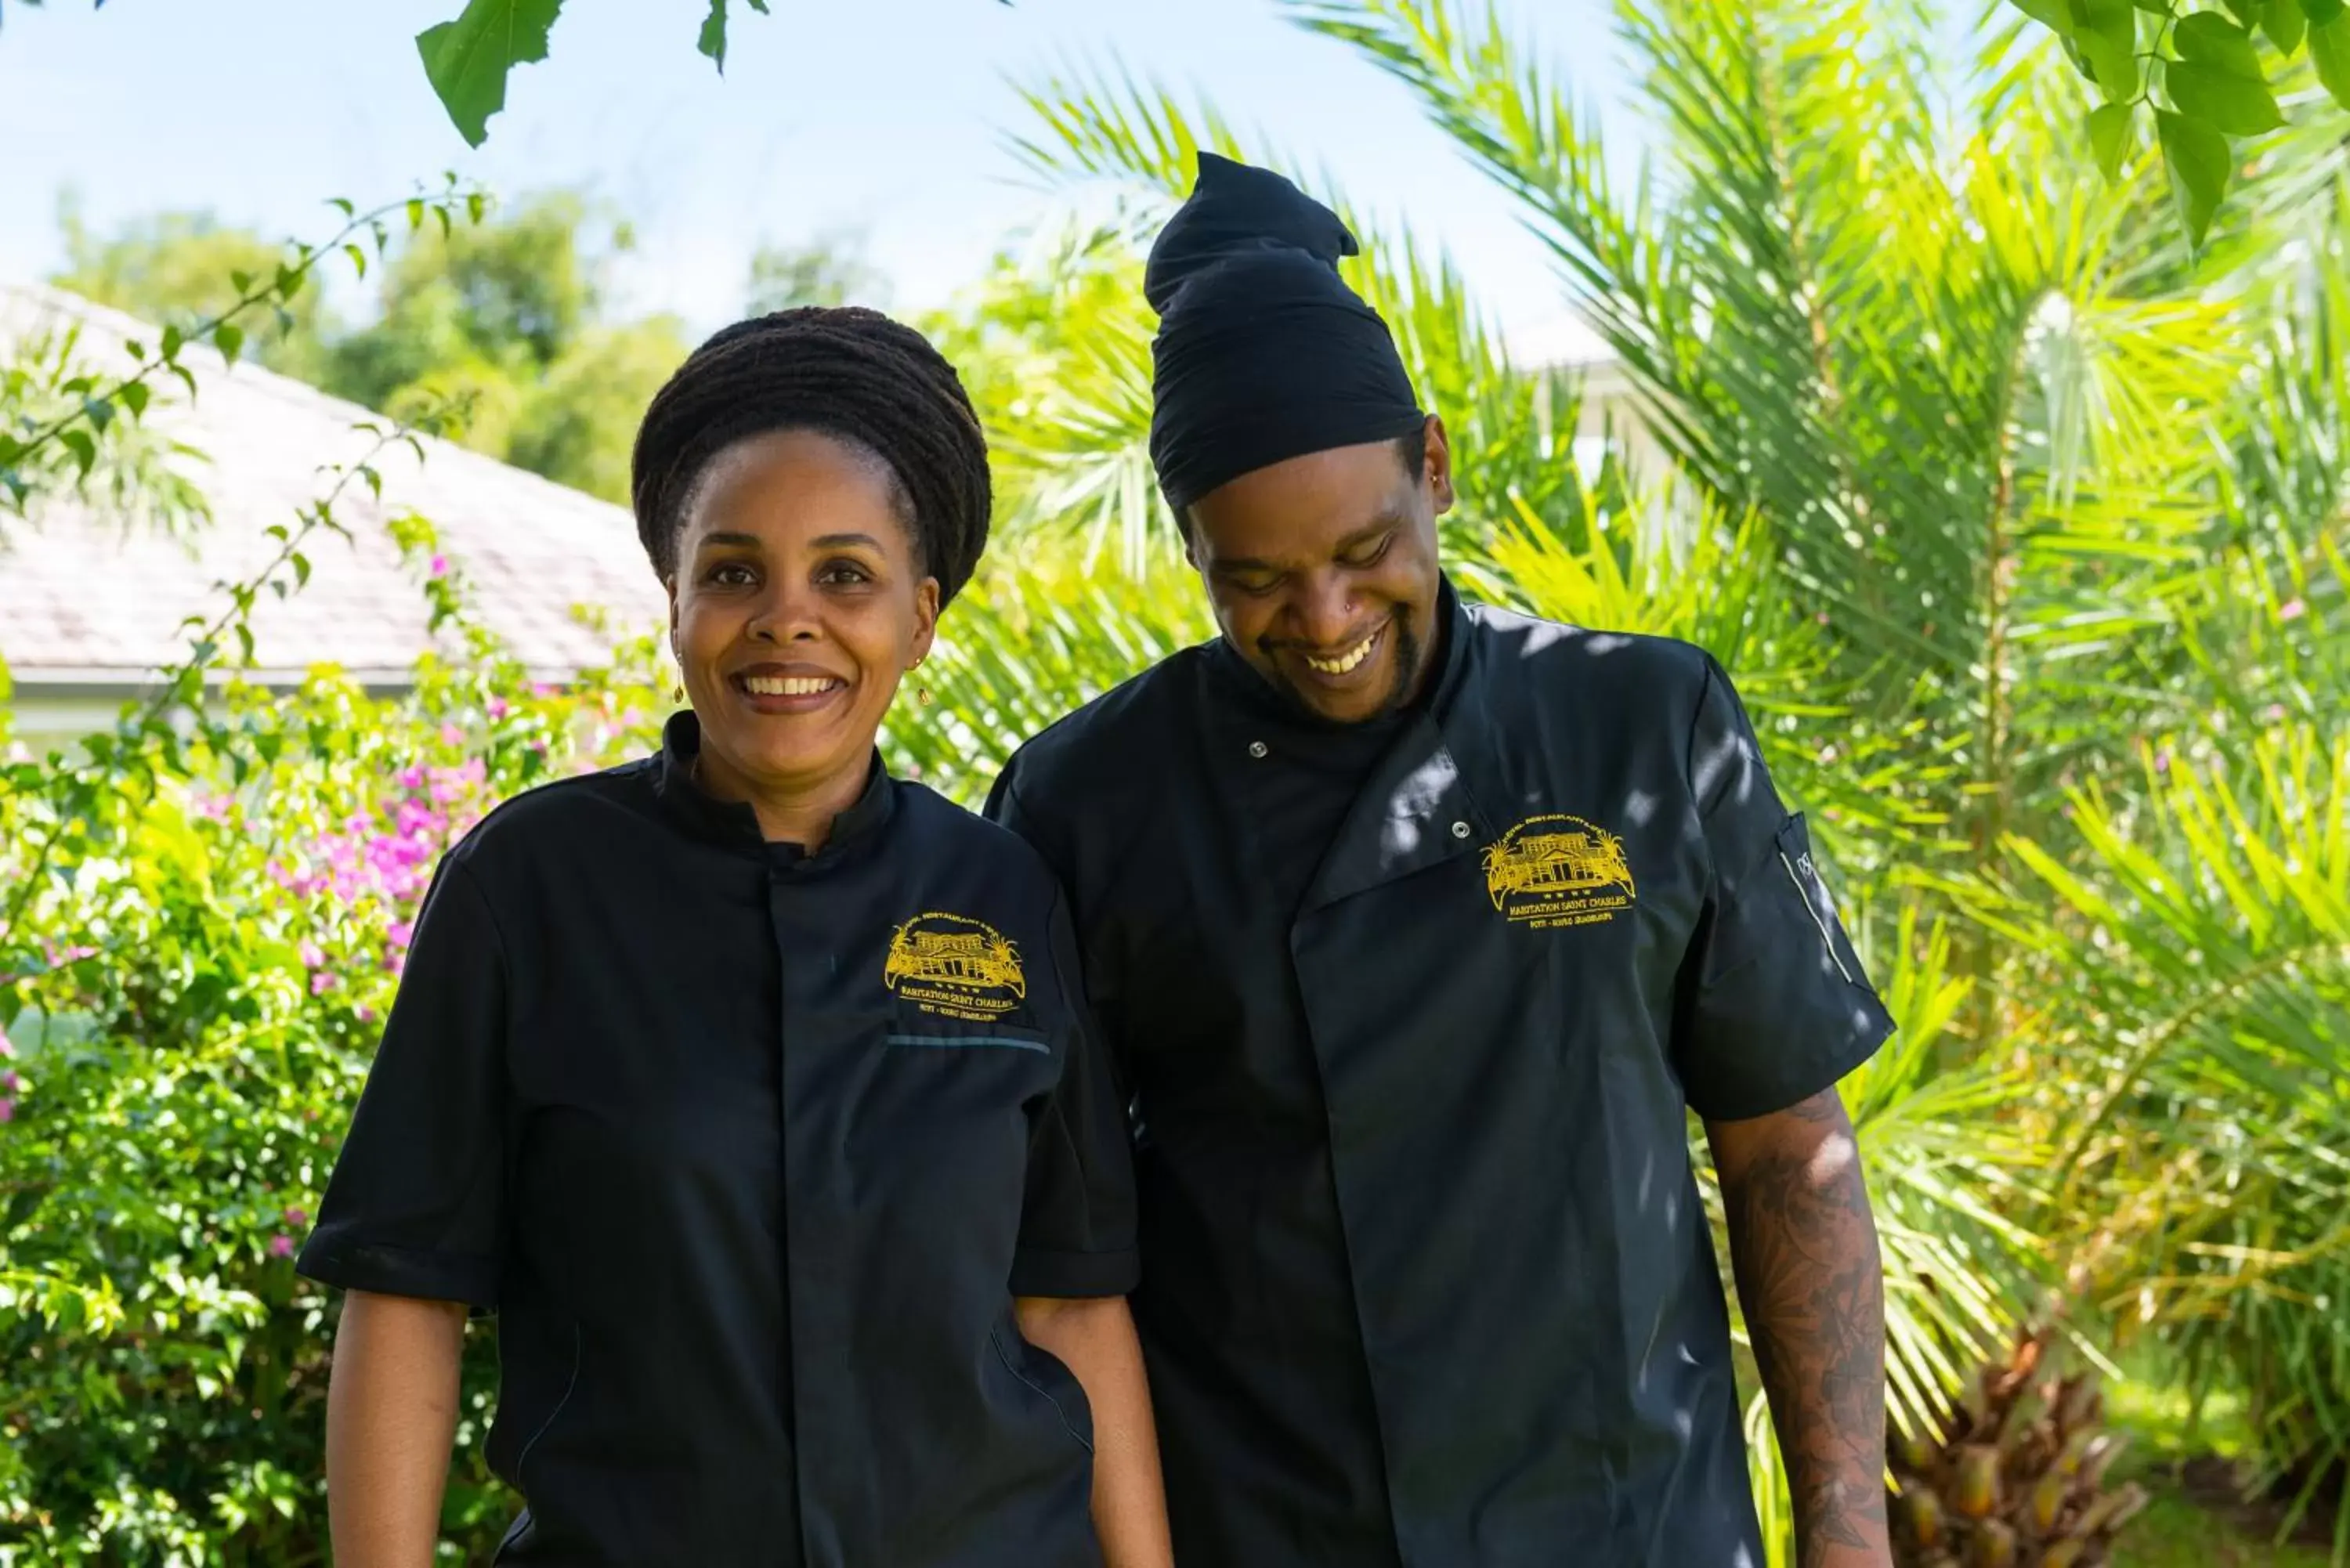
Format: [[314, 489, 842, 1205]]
[[1186, 417, 1455, 725]]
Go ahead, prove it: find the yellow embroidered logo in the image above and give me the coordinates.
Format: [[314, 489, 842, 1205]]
[[1483, 815, 1637, 929], [884, 912, 1027, 1021]]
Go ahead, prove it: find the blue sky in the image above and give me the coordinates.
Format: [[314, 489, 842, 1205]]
[[0, 0, 1635, 359]]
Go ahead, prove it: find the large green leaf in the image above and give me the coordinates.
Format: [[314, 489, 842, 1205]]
[[2070, 0, 2144, 94], [696, 0, 771, 73], [2312, 13, 2350, 107], [2174, 8, 2269, 75], [2256, 0, 2312, 49], [2158, 108, 2233, 244], [415, 0, 565, 148], [2010, 0, 2078, 31], [2165, 60, 2286, 134], [2262, 0, 2308, 52], [2087, 100, 2137, 177], [2167, 11, 2286, 136]]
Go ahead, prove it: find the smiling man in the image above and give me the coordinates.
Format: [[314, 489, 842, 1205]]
[[986, 155, 1898, 1568]]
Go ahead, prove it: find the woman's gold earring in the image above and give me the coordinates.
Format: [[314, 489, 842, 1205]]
[[917, 686, 935, 707], [672, 681, 684, 703]]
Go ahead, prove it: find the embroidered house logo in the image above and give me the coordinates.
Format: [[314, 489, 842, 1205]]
[[1483, 815, 1637, 929], [884, 912, 1027, 1021]]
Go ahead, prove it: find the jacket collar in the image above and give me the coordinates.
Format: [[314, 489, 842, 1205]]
[[651, 709, 895, 862], [1296, 577, 1505, 913]]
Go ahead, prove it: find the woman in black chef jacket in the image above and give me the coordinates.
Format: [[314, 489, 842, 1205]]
[[298, 308, 1172, 1568]]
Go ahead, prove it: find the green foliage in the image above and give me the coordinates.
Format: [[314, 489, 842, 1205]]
[[0, 399, 664, 1561], [319, 192, 685, 502], [326, 190, 604, 406], [1994, 730, 2350, 1558], [10, 189, 482, 528], [504, 316, 694, 500], [408, 0, 1013, 145], [414, 0, 566, 148], [44, 190, 690, 506], [49, 204, 335, 383], [698, 0, 772, 73], [1983, 0, 2350, 244], [746, 233, 891, 315], [413, 0, 777, 146], [0, 324, 208, 543]]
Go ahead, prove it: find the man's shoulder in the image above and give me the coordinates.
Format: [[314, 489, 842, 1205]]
[[996, 642, 1213, 807], [1461, 599, 1719, 707]]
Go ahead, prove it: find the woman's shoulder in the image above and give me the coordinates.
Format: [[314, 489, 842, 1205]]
[[444, 755, 664, 872], [891, 782, 1065, 902]]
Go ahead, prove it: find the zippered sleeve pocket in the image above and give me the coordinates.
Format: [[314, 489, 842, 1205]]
[[1772, 813, 1869, 992]]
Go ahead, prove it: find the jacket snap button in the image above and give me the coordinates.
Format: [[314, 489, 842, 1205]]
[[1248, 741, 1268, 759], [1452, 820, 1472, 839]]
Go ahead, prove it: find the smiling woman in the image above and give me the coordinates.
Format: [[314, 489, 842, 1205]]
[[668, 430, 942, 847], [296, 305, 1173, 1568]]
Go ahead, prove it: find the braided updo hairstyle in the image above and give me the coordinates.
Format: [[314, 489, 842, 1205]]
[[630, 306, 991, 604]]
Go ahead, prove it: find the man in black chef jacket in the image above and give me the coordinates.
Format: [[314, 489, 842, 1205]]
[[987, 153, 1898, 1568]]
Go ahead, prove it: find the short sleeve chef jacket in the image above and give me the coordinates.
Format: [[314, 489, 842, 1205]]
[[987, 583, 1895, 1568], [299, 713, 1137, 1568]]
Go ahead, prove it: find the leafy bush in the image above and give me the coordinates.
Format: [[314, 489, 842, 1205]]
[[0, 457, 663, 1559]]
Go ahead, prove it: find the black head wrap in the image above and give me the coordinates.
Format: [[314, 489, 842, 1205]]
[[1146, 154, 1425, 512], [631, 306, 991, 605]]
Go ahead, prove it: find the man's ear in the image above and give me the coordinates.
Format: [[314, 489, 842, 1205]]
[[1423, 415, 1457, 515]]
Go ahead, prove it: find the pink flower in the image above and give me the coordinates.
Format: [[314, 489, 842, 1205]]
[[298, 941, 324, 970], [488, 698, 510, 720], [0, 1100, 13, 1123], [386, 921, 415, 948], [2280, 598, 2307, 622], [310, 971, 336, 995], [0, 1025, 13, 1060], [428, 555, 448, 579], [269, 1234, 295, 1259], [0, 1071, 17, 1093], [2154, 749, 2173, 775], [284, 1206, 307, 1229], [398, 766, 425, 791], [440, 724, 464, 747]]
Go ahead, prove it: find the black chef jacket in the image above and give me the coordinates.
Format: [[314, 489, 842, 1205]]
[[300, 713, 1137, 1568], [987, 583, 1895, 1567]]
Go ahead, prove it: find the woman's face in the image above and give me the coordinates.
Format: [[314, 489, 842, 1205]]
[[668, 428, 939, 815]]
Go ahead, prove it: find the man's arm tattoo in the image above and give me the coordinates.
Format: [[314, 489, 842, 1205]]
[[1718, 1088, 1889, 1568]]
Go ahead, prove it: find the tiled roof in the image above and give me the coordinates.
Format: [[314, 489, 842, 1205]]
[[0, 282, 665, 692]]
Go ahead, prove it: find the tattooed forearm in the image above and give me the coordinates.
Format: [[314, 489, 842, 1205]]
[[1711, 1088, 1889, 1568]]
